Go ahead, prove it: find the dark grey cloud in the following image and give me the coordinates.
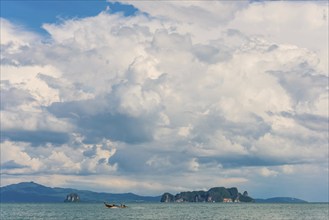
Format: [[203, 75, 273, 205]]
[[269, 64, 328, 104], [37, 73, 63, 89], [1, 130, 70, 146], [280, 111, 328, 133], [48, 99, 155, 144], [192, 44, 231, 64], [197, 153, 310, 169], [266, 44, 279, 52], [77, 112, 154, 144], [83, 145, 97, 158], [1, 160, 28, 169], [195, 113, 271, 141], [110, 146, 194, 175], [110, 147, 152, 173], [2, 45, 38, 66], [0, 85, 35, 110]]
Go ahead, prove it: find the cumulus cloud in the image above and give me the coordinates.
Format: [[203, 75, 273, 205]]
[[0, 136, 117, 175], [1, 1, 328, 201]]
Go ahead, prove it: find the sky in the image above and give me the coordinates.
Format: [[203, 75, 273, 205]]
[[0, 1, 328, 202]]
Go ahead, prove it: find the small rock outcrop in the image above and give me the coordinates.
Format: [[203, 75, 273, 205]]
[[64, 193, 80, 202]]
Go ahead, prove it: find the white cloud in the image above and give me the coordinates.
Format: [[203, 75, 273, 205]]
[[1, 65, 61, 105], [119, 1, 247, 26], [260, 167, 278, 177], [1, 1, 328, 201], [0, 137, 117, 175], [0, 18, 40, 52], [0, 143, 41, 175], [187, 158, 200, 172], [229, 1, 328, 73], [281, 165, 294, 174]]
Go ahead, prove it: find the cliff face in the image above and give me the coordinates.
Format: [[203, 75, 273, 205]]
[[160, 187, 254, 203], [64, 193, 80, 202], [160, 193, 175, 202]]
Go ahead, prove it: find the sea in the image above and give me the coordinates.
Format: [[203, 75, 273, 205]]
[[0, 203, 328, 220]]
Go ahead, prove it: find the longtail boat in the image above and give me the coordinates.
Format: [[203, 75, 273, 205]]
[[104, 202, 127, 208]]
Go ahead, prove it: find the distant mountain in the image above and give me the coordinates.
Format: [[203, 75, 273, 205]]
[[0, 182, 161, 203], [161, 187, 254, 203], [255, 197, 308, 203]]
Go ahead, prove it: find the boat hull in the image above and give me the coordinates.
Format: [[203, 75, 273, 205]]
[[104, 202, 127, 208]]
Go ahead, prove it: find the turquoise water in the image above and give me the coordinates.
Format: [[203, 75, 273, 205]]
[[1, 203, 328, 220]]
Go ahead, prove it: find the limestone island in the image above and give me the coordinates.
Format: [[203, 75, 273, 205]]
[[64, 193, 80, 202], [160, 187, 254, 203]]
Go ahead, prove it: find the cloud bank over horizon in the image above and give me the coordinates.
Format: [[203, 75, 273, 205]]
[[1, 1, 328, 201]]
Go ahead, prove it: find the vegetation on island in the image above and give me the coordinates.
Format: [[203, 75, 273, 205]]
[[160, 187, 254, 203]]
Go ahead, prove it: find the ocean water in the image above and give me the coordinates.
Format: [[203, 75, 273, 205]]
[[0, 203, 328, 220]]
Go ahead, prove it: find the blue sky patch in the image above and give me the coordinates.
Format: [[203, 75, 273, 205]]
[[0, 1, 138, 35]]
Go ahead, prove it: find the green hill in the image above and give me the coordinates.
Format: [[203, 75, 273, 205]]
[[0, 182, 160, 203]]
